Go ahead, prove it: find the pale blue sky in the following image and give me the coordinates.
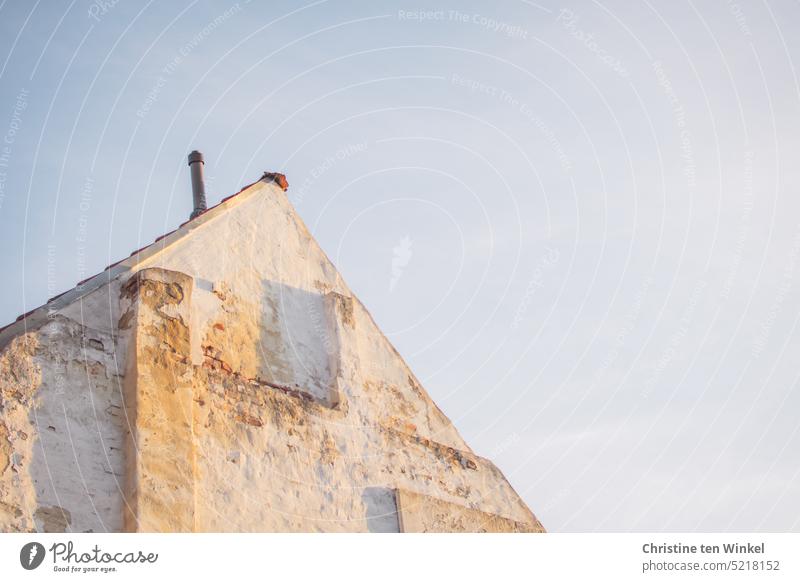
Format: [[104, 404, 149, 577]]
[[2, 0, 800, 531]]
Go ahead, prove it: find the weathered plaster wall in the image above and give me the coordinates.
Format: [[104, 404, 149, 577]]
[[0, 179, 543, 533], [191, 362, 541, 531], [128, 183, 540, 531], [119, 269, 196, 533], [396, 489, 540, 532], [139, 181, 465, 449], [0, 313, 125, 533]]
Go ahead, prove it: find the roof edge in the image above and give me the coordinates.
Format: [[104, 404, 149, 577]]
[[0, 176, 278, 350]]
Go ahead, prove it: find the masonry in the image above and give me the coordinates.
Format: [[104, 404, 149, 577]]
[[0, 174, 544, 533]]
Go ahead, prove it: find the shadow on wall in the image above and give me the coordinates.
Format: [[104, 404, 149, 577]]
[[256, 280, 339, 406], [362, 487, 400, 533]]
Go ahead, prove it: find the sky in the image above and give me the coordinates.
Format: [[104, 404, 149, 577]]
[[1, 0, 800, 532]]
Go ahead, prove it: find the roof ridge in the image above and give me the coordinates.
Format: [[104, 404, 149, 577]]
[[0, 173, 288, 347]]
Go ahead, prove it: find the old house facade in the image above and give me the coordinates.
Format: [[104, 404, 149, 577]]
[[0, 170, 544, 533]]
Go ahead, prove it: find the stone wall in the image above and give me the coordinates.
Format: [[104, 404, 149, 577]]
[[117, 268, 541, 532], [396, 489, 540, 532], [0, 179, 544, 533], [119, 268, 196, 532], [0, 314, 125, 533]]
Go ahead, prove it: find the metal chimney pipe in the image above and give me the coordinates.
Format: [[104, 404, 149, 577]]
[[188, 150, 207, 219]]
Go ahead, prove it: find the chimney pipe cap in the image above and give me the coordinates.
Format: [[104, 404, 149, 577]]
[[188, 150, 204, 165]]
